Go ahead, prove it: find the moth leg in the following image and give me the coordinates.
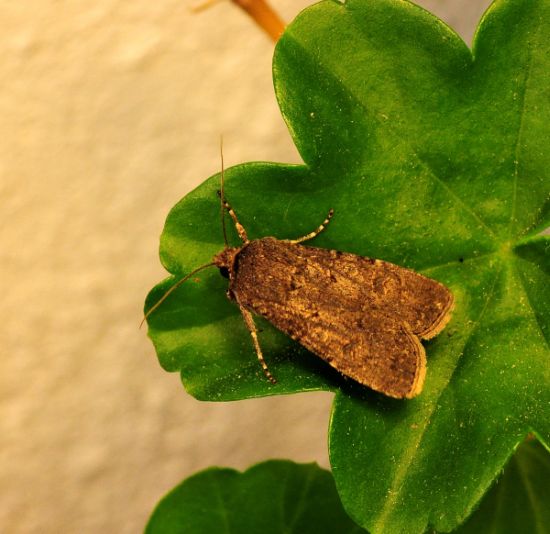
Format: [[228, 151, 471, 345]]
[[289, 209, 334, 244], [217, 191, 249, 244], [238, 304, 277, 385]]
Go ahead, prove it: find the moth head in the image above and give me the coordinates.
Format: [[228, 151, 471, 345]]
[[213, 247, 240, 279]]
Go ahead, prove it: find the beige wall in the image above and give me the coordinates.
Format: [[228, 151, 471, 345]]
[[0, 1, 490, 532]]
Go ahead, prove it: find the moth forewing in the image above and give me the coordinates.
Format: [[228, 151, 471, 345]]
[[417, 291, 454, 340], [230, 237, 451, 398]]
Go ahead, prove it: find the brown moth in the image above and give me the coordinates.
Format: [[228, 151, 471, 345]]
[[144, 166, 454, 399]]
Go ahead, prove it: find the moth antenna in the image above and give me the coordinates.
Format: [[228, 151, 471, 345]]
[[140, 262, 216, 328], [219, 136, 229, 247]]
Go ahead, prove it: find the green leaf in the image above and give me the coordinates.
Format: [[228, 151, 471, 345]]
[[145, 440, 549, 534], [453, 439, 550, 534], [145, 0, 550, 532], [145, 461, 364, 534]]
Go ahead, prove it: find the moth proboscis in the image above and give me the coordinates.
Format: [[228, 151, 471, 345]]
[[144, 159, 454, 399]]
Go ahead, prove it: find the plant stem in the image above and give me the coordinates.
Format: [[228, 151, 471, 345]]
[[231, 0, 285, 42]]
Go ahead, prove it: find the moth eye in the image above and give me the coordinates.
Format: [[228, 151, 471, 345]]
[[219, 266, 230, 279]]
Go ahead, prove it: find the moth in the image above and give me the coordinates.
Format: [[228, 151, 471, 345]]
[[145, 171, 454, 399]]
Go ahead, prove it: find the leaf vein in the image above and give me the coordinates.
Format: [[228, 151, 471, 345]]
[[212, 473, 232, 533], [285, 467, 316, 532], [489, 476, 505, 534], [512, 257, 550, 351], [516, 452, 545, 533], [287, 35, 499, 241], [420, 250, 496, 274], [509, 16, 538, 238]]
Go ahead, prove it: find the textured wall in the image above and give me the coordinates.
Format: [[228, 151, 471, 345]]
[[0, 1, 490, 532]]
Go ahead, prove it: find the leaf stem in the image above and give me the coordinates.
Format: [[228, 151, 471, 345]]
[[231, 0, 285, 42]]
